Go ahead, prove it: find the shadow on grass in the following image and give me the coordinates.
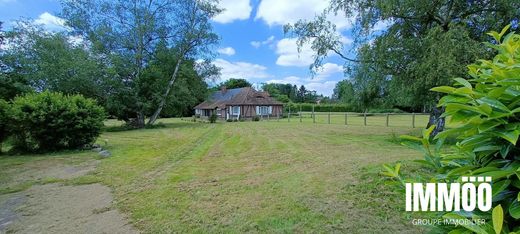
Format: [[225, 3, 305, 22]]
[[103, 120, 215, 132]]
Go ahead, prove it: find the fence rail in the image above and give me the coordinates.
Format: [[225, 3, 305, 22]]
[[260, 112, 430, 128]]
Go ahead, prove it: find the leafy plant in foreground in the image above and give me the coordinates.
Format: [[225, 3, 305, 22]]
[[384, 26, 520, 233]]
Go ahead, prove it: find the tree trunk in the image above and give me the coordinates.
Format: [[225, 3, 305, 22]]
[[426, 106, 446, 137], [147, 58, 183, 125], [127, 112, 146, 128]]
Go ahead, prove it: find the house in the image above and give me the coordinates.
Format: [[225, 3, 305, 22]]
[[194, 86, 283, 120]]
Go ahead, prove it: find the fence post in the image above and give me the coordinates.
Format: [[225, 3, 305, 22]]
[[288, 106, 291, 122], [344, 112, 347, 125], [386, 113, 389, 127], [312, 105, 315, 123], [299, 105, 302, 123], [364, 112, 367, 126], [328, 112, 331, 124], [412, 113, 416, 128], [277, 112, 279, 121]]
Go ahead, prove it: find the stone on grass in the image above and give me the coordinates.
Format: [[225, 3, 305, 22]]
[[99, 150, 111, 158], [92, 147, 103, 152]]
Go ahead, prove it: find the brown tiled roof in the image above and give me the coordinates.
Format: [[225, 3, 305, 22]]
[[194, 87, 282, 109], [227, 87, 283, 105]]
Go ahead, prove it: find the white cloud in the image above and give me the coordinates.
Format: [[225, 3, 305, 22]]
[[217, 47, 236, 56], [34, 12, 70, 32], [315, 63, 343, 81], [250, 35, 275, 48], [212, 58, 270, 80], [275, 38, 315, 67], [339, 35, 353, 45], [306, 81, 337, 96], [266, 76, 302, 85], [255, 0, 354, 30], [250, 41, 261, 48], [213, 0, 252, 24]]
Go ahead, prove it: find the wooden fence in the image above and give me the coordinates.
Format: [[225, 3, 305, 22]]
[[260, 111, 430, 128]]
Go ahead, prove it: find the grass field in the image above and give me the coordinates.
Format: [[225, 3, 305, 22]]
[[0, 117, 431, 233]]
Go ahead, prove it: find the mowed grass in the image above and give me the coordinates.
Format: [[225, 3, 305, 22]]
[[94, 118, 426, 233], [0, 118, 430, 233]]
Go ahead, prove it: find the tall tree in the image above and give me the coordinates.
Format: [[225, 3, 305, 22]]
[[333, 80, 355, 105], [215, 78, 252, 89], [286, 0, 520, 133], [147, 0, 220, 125], [61, 0, 220, 127]]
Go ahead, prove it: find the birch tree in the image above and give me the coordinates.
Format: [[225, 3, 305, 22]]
[[61, 0, 220, 127]]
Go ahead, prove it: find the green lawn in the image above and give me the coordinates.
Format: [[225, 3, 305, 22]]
[[1, 118, 429, 233]]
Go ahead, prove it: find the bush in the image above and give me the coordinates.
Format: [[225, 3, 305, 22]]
[[226, 119, 233, 122], [252, 116, 260, 121], [8, 91, 106, 153], [385, 26, 520, 233], [209, 113, 217, 123], [0, 100, 8, 152]]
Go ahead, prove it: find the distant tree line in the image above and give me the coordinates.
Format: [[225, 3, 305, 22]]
[[261, 83, 323, 103]]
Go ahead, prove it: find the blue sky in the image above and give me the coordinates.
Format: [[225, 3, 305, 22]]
[[0, 0, 365, 96]]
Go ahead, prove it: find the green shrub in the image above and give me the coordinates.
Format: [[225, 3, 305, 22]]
[[252, 116, 260, 121], [0, 100, 8, 152], [209, 113, 217, 123], [226, 119, 233, 122], [385, 26, 520, 233], [8, 91, 106, 153]]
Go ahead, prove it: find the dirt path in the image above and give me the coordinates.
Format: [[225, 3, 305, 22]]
[[0, 158, 137, 234]]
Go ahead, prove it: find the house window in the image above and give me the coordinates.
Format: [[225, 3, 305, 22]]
[[257, 106, 271, 115], [232, 106, 240, 115]]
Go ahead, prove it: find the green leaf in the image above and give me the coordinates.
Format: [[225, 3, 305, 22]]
[[479, 170, 514, 181], [487, 31, 501, 42], [491, 180, 511, 197], [493, 205, 503, 234], [477, 97, 511, 113], [400, 135, 422, 142], [473, 145, 501, 152], [431, 86, 456, 94], [423, 125, 435, 139], [454, 78, 472, 89], [509, 200, 520, 219], [494, 130, 520, 145], [394, 163, 401, 175], [499, 24, 511, 39]]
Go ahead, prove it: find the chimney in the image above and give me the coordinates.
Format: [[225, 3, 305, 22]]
[[221, 86, 227, 94]]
